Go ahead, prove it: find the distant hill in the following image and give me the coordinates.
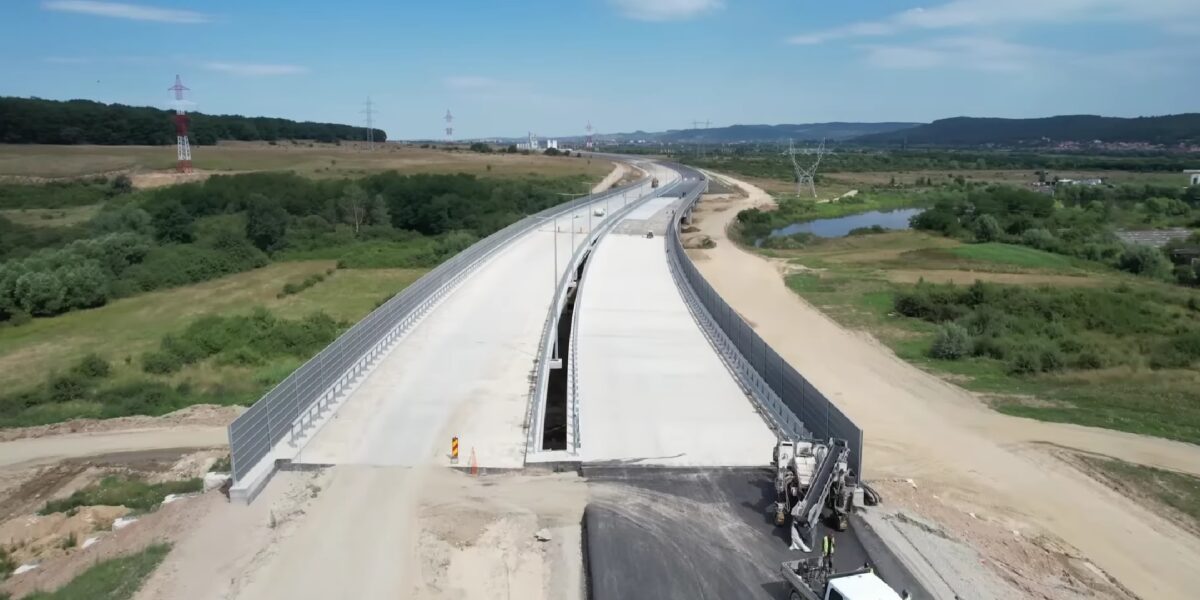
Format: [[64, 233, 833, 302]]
[[855, 114, 1200, 146], [541, 122, 922, 145], [0, 97, 385, 146]]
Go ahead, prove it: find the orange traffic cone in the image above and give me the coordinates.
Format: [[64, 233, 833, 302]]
[[470, 447, 479, 476]]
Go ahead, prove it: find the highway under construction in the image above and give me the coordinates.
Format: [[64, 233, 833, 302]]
[[194, 156, 921, 600]]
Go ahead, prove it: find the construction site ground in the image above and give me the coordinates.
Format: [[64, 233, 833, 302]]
[[583, 466, 924, 600], [685, 171, 1200, 600]]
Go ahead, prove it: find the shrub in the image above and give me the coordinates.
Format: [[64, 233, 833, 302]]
[[1021, 228, 1058, 252], [41, 475, 202, 515], [1117, 244, 1173, 279], [141, 351, 182, 374], [73, 353, 111, 379], [1007, 349, 1042, 374], [929, 323, 972, 359], [973, 214, 1003, 242]]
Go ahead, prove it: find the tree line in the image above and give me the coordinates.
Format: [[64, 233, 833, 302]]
[[0, 171, 588, 322], [911, 183, 1200, 285], [0, 97, 385, 145]]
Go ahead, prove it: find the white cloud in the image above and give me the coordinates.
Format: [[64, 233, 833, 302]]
[[860, 37, 1041, 72], [202, 62, 308, 77], [41, 1, 209, 23], [608, 0, 722, 22], [787, 0, 1197, 44]]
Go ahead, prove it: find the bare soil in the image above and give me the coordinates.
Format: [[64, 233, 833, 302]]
[[0, 405, 241, 443], [0, 445, 228, 598], [689, 170, 1200, 600]]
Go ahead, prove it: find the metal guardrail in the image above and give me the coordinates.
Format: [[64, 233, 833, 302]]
[[663, 164, 866, 478], [526, 166, 683, 454], [228, 170, 649, 483]]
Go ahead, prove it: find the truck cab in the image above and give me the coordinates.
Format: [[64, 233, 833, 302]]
[[781, 560, 905, 600], [823, 573, 905, 600]]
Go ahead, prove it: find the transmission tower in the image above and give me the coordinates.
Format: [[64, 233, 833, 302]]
[[361, 97, 377, 151], [167, 75, 192, 173], [444, 109, 454, 141], [691, 120, 711, 158], [585, 121, 595, 150], [785, 138, 826, 198]]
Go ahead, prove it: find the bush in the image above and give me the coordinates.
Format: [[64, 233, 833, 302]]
[[973, 214, 1003, 242], [929, 323, 972, 359], [41, 475, 202, 515], [73, 354, 111, 379], [1007, 349, 1043, 374], [1118, 244, 1173, 279], [141, 351, 182, 374]]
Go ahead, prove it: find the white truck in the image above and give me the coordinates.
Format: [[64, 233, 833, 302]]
[[781, 558, 906, 600]]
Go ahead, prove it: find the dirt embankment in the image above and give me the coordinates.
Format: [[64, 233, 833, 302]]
[[590, 161, 629, 194], [0, 447, 229, 599], [688, 170, 1200, 600], [0, 405, 241, 444]]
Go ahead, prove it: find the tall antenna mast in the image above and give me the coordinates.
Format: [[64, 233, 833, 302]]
[[585, 121, 594, 150], [167, 75, 191, 173], [785, 138, 826, 198], [361, 97, 377, 151], [691, 120, 711, 158], [444, 109, 454, 141]]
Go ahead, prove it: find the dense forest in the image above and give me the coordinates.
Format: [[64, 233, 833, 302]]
[[0, 171, 587, 322], [0, 97, 385, 145], [856, 114, 1200, 146]]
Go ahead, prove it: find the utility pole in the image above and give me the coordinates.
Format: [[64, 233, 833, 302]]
[[168, 75, 192, 172], [691, 120, 711, 158], [362, 97, 377, 151]]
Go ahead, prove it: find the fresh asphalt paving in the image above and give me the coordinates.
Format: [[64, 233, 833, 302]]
[[583, 467, 925, 600]]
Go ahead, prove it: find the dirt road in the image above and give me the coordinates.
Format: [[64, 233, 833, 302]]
[[688, 172, 1200, 599], [591, 161, 629, 194], [0, 426, 228, 470], [134, 467, 586, 600]]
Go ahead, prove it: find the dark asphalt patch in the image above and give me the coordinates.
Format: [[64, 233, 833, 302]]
[[583, 467, 921, 600]]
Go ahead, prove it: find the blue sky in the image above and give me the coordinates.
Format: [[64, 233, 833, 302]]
[[1, 0, 1197, 139]]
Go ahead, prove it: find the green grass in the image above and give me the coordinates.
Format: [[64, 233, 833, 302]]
[[0, 205, 102, 228], [0, 261, 425, 392], [948, 243, 1083, 271], [22, 544, 169, 600], [0, 143, 613, 180], [781, 230, 1200, 445], [41, 476, 202, 515], [1080, 454, 1200, 533]]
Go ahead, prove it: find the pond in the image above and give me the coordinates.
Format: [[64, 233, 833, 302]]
[[769, 207, 926, 239]]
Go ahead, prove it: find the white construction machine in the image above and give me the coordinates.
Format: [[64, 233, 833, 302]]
[[781, 558, 906, 600], [774, 439, 905, 599], [772, 438, 856, 552]]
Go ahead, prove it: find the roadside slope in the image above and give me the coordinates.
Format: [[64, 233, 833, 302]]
[[688, 171, 1200, 600]]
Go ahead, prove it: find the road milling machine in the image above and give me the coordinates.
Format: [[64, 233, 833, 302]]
[[772, 438, 858, 552]]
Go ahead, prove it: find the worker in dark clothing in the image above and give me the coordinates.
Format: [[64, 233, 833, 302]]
[[822, 534, 835, 570]]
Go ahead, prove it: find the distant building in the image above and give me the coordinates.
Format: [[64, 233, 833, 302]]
[[1186, 169, 1200, 186], [546, 139, 558, 150], [1115, 228, 1193, 248], [1056, 178, 1104, 186]]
